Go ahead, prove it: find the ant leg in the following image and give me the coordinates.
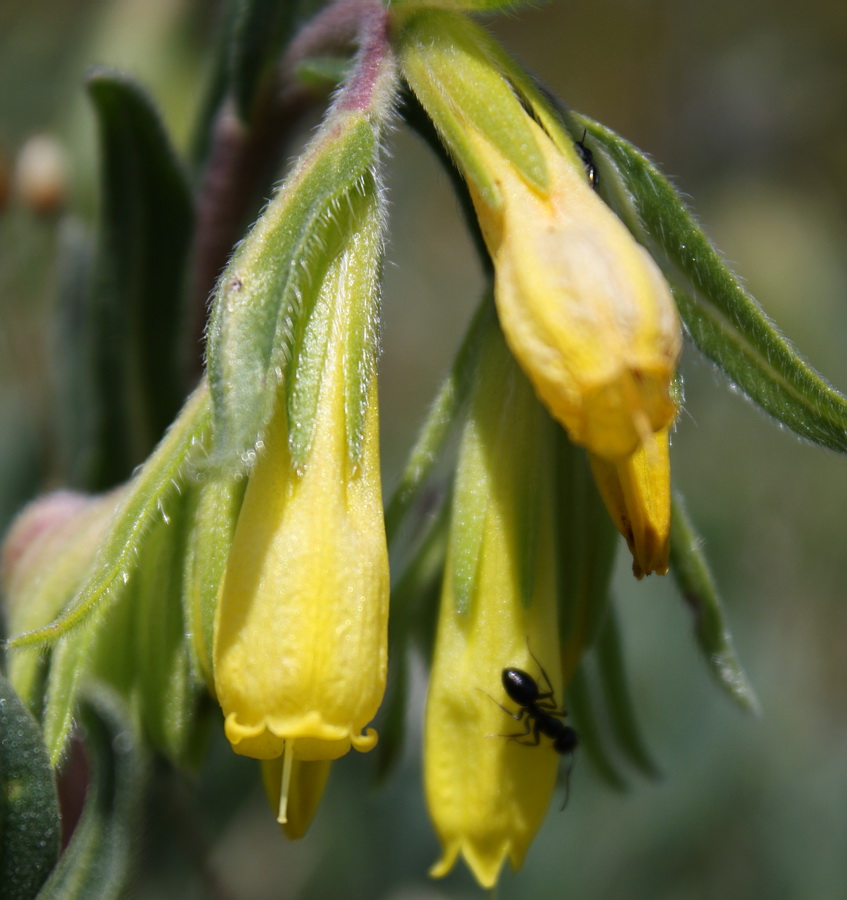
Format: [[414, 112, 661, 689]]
[[525, 639, 567, 716], [477, 688, 533, 740], [476, 687, 524, 722]]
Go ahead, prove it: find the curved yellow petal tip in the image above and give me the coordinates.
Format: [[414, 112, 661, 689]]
[[350, 727, 378, 753], [589, 428, 672, 578], [224, 713, 378, 761]]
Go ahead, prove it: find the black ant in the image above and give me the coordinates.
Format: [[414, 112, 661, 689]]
[[574, 129, 599, 191], [487, 652, 579, 807], [496, 662, 578, 756]]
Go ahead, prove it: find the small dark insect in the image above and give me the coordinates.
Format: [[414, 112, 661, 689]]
[[487, 652, 579, 808], [497, 664, 578, 756], [574, 129, 599, 191]]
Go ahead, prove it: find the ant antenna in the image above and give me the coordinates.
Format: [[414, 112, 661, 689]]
[[560, 749, 577, 811]]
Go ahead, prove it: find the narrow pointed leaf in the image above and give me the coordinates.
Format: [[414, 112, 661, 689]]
[[566, 665, 628, 792], [42, 618, 102, 768], [595, 604, 661, 779], [183, 473, 246, 690], [230, 0, 300, 122], [378, 501, 449, 778], [573, 113, 847, 454], [385, 298, 494, 545], [669, 492, 760, 713], [0, 675, 61, 899], [131, 490, 206, 767], [85, 70, 195, 486], [8, 382, 212, 649], [555, 434, 618, 684], [37, 687, 147, 899]]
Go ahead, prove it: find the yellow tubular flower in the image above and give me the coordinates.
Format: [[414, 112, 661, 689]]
[[213, 375, 387, 761], [467, 118, 682, 461], [425, 325, 563, 888], [213, 225, 389, 824], [588, 427, 672, 578]]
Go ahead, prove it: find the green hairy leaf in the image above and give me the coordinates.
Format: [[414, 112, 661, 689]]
[[0, 675, 60, 899], [575, 113, 847, 455], [595, 606, 661, 779], [8, 382, 212, 650], [206, 114, 378, 469], [230, 0, 301, 121], [37, 687, 147, 899], [385, 298, 495, 545], [669, 493, 760, 713]]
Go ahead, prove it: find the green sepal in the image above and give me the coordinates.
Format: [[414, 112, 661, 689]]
[[566, 664, 628, 791], [205, 113, 378, 470], [573, 113, 847, 455], [396, 8, 548, 209], [0, 674, 61, 899], [378, 499, 450, 779], [449, 320, 548, 615], [183, 473, 247, 692], [385, 298, 494, 546], [41, 615, 104, 768], [83, 70, 194, 487], [555, 435, 618, 682], [594, 604, 661, 779], [230, 0, 301, 122], [8, 382, 212, 649], [284, 180, 382, 468], [36, 686, 147, 899], [669, 492, 760, 713], [129, 490, 206, 767]]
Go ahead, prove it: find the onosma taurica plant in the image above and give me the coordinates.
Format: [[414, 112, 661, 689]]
[[3, 0, 847, 894]]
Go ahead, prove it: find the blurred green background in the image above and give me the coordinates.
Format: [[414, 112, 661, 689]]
[[3, 0, 847, 897]]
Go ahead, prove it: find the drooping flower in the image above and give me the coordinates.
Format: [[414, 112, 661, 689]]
[[208, 13, 397, 827], [466, 118, 681, 461], [424, 322, 564, 888], [398, 8, 682, 462], [211, 135, 391, 824], [213, 366, 389, 767], [213, 273, 389, 800]]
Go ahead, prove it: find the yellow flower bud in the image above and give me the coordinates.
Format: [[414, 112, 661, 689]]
[[588, 427, 672, 578], [467, 119, 682, 461]]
